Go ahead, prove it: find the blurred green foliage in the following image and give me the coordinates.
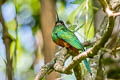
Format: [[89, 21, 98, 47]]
[[68, 0, 94, 41]]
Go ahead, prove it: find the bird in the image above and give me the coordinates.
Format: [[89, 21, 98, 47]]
[[52, 14, 92, 75]]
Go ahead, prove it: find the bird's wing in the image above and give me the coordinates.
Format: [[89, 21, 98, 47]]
[[56, 29, 84, 50]]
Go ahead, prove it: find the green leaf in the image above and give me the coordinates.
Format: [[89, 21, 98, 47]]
[[84, 17, 94, 40], [74, 23, 84, 32], [6, 20, 16, 31], [85, 24, 94, 40], [68, 1, 85, 24], [71, 0, 84, 4], [68, 25, 77, 32], [57, 1, 65, 14], [68, 6, 80, 24]]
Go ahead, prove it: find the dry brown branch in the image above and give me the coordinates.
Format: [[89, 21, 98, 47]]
[[34, 48, 68, 80]]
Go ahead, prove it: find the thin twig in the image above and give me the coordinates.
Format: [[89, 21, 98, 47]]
[[102, 47, 120, 53], [14, 0, 18, 71]]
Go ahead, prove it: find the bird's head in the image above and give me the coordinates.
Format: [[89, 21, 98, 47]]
[[55, 20, 64, 26], [55, 12, 66, 27]]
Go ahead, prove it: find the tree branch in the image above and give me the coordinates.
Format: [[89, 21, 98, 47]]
[[34, 48, 68, 80], [53, 48, 71, 74], [102, 47, 120, 53], [0, 1, 13, 80]]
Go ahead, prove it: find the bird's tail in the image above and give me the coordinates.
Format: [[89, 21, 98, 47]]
[[83, 59, 92, 75]]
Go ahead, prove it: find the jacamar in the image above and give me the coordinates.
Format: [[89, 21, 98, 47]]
[[52, 14, 92, 74]]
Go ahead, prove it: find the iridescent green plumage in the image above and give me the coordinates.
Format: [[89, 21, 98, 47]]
[[52, 24, 84, 50], [52, 21, 92, 74]]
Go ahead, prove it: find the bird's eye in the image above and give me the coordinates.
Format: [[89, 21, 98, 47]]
[[59, 21, 64, 25]]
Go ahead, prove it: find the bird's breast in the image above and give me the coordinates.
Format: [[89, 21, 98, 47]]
[[56, 39, 79, 55], [56, 39, 70, 48]]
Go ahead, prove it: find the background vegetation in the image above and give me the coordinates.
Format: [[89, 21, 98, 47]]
[[0, 0, 120, 80]]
